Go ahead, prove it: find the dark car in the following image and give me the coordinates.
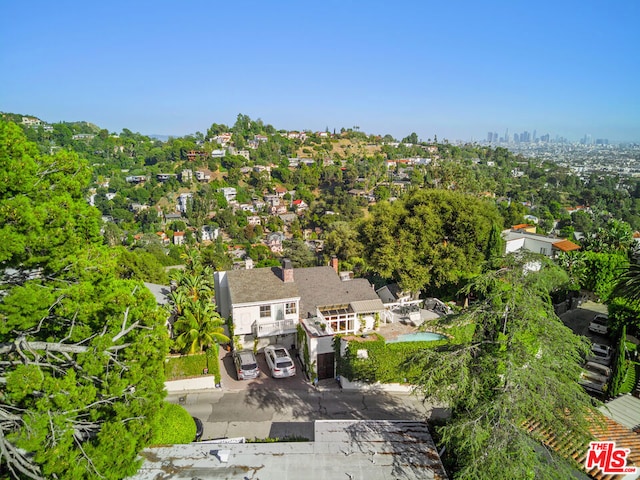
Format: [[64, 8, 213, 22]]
[[232, 350, 260, 380], [193, 416, 203, 442]]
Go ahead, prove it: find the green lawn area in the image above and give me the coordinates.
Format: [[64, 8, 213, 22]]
[[165, 345, 220, 381]]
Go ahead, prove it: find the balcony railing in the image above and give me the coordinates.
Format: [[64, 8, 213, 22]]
[[253, 318, 297, 338]]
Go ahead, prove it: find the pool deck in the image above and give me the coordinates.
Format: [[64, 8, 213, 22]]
[[377, 320, 440, 341]]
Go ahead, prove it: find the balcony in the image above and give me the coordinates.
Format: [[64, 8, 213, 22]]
[[253, 318, 297, 338]]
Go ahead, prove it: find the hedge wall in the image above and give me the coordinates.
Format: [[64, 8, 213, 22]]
[[336, 323, 475, 384]]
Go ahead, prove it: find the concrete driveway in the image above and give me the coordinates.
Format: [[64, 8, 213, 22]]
[[560, 301, 611, 347], [218, 349, 311, 391]]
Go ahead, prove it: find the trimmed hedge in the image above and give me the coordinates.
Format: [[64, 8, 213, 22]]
[[153, 403, 196, 445], [337, 323, 475, 384]]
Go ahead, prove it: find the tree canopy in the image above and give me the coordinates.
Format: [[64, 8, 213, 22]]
[[0, 121, 169, 479], [359, 189, 504, 291], [413, 254, 597, 479]]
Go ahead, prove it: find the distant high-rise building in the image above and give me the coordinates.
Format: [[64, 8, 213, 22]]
[[487, 132, 493, 143], [533, 130, 537, 142], [504, 128, 509, 143]]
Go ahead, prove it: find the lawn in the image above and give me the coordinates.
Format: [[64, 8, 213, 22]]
[[165, 345, 220, 381]]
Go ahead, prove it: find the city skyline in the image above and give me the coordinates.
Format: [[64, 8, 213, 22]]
[[1, 1, 639, 143]]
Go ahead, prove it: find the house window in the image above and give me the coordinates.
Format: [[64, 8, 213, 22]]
[[286, 302, 297, 315], [540, 247, 548, 255], [260, 305, 271, 318]]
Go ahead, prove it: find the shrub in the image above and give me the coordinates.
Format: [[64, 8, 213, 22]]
[[336, 324, 475, 384], [153, 403, 196, 445]]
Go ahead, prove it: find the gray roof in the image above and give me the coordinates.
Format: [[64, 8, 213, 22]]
[[294, 267, 381, 318], [131, 420, 448, 480], [226, 267, 300, 305], [599, 395, 640, 430], [351, 299, 385, 314], [225, 266, 382, 318]]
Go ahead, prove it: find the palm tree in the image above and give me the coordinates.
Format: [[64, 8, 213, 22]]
[[173, 301, 229, 354], [613, 262, 640, 302]]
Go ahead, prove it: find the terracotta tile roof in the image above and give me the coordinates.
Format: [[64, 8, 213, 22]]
[[553, 239, 581, 252], [525, 413, 640, 479], [512, 223, 533, 230]]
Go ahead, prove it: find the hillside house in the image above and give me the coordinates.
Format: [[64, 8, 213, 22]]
[[266, 231, 285, 254], [214, 259, 384, 379], [173, 231, 185, 245], [219, 187, 237, 202], [503, 226, 580, 258], [177, 193, 193, 213]]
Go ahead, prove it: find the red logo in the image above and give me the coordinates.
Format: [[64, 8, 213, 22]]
[[585, 441, 638, 474]]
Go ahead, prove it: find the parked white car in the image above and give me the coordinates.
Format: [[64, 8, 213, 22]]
[[587, 343, 612, 366], [588, 314, 609, 335], [264, 345, 296, 378]]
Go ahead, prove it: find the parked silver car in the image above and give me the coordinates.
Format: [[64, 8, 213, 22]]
[[588, 314, 609, 335], [264, 345, 296, 378], [232, 350, 260, 380], [587, 343, 612, 366]]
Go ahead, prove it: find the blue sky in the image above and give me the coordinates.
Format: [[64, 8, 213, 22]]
[[1, 0, 639, 142]]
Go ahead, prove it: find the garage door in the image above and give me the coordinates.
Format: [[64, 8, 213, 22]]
[[316, 352, 335, 380]]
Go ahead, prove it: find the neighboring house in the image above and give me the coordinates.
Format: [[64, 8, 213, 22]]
[[211, 149, 226, 158], [180, 169, 193, 183], [133, 420, 448, 480], [219, 187, 237, 202], [266, 231, 285, 254], [195, 170, 211, 182], [376, 283, 420, 306], [157, 173, 177, 182], [503, 226, 580, 258], [125, 175, 147, 184], [274, 185, 288, 198], [247, 215, 262, 226], [156, 231, 170, 246], [173, 231, 185, 245], [177, 193, 193, 213], [214, 259, 384, 380], [130, 203, 149, 213], [292, 199, 308, 212], [201, 225, 219, 242], [526, 395, 640, 480], [164, 212, 183, 223]]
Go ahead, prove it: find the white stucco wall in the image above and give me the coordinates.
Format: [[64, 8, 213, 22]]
[[232, 299, 299, 335]]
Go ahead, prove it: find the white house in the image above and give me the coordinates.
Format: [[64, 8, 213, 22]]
[[214, 259, 384, 380], [503, 226, 580, 258], [177, 193, 193, 213], [219, 187, 237, 202]]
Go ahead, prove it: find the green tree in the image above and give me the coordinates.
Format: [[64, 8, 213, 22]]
[[412, 254, 596, 479], [283, 238, 317, 267], [173, 300, 229, 354], [0, 121, 169, 479], [359, 190, 503, 291]]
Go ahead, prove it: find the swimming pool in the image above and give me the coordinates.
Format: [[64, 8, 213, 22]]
[[387, 332, 446, 343]]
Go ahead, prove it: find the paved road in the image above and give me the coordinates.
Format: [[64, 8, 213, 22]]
[[167, 387, 447, 441]]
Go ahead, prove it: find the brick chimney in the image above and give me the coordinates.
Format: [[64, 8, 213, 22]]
[[281, 258, 294, 283], [330, 255, 339, 274]]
